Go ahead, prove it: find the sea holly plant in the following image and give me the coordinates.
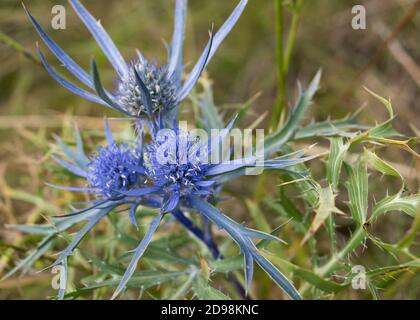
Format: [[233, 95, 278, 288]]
[[2, 0, 325, 300], [3, 0, 419, 301], [23, 0, 248, 129]]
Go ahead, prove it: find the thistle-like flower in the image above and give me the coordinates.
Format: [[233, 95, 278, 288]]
[[86, 143, 142, 199], [48, 121, 160, 228], [144, 131, 213, 198], [116, 56, 178, 117], [24, 0, 248, 124]]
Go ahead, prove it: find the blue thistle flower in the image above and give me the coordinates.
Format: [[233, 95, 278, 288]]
[[48, 120, 160, 226], [86, 143, 143, 199], [24, 0, 248, 123], [144, 132, 213, 198], [116, 55, 178, 117]]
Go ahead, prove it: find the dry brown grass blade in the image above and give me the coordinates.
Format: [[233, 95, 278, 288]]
[[346, 0, 420, 94], [375, 21, 420, 88]]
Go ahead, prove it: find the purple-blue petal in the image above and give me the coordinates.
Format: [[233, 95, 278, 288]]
[[112, 213, 163, 299], [167, 0, 187, 80], [177, 32, 214, 102], [116, 186, 161, 197], [37, 48, 106, 106], [23, 3, 94, 89], [178, 0, 248, 101], [52, 155, 87, 178], [161, 191, 180, 213], [69, 0, 128, 78], [104, 118, 114, 146], [46, 183, 96, 193]]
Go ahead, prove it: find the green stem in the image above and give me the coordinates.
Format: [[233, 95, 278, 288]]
[[283, 0, 303, 75], [269, 0, 304, 131], [299, 226, 366, 297], [0, 30, 40, 65], [269, 0, 285, 131], [397, 211, 420, 249]]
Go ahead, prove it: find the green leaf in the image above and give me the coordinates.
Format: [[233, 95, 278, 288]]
[[349, 89, 403, 147], [66, 270, 186, 299], [301, 185, 344, 244], [210, 256, 242, 273], [0, 30, 40, 64], [144, 242, 196, 266], [366, 260, 420, 279], [6, 224, 56, 235], [371, 192, 420, 221], [84, 253, 126, 276], [265, 70, 321, 156], [363, 149, 402, 178], [245, 199, 271, 233], [263, 253, 345, 293], [364, 87, 393, 118], [1, 234, 55, 280], [294, 110, 367, 140], [345, 162, 368, 225], [326, 137, 349, 191], [196, 78, 224, 131], [192, 275, 231, 300]]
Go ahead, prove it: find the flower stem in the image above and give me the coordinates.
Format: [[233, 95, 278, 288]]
[[269, 0, 285, 131], [269, 0, 304, 131], [173, 210, 220, 258], [0, 30, 40, 65], [283, 0, 303, 75], [299, 226, 366, 297], [172, 210, 249, 299]]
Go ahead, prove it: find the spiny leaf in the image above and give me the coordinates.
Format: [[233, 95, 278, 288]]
[[0, 30, 40, 64], [264, 70, 321, 156], [192, 274, 231, 300], [189, 196, 301, 300], [326, 137, 349, 191], [52, 206, 113, 268], [294, 109, 367, 140], [66, 270, 186, 299], [362, 148, 402, 179], [196, 77, 224, 131], [345, 162, 368, 225], [245, 199, 271, 233], [263, 252, 346, 293], [112, 214, 163, 299], [301, 185, 344, 245], [363, 87, 394, 118], [371, 191, 420, 221], [1, 235, 55, 281]]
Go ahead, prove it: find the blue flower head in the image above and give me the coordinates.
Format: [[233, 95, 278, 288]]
[[24, 0, 249, 126], [116, 54, 178, 117], [87, 143, 142, 199], [145, 129, 213, 196]]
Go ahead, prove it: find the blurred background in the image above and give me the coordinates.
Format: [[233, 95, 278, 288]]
[[0, 0, 419, 299]]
